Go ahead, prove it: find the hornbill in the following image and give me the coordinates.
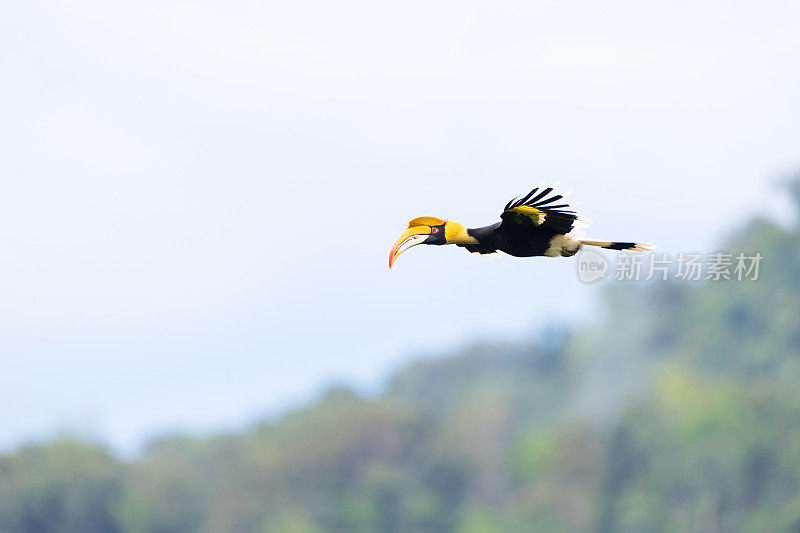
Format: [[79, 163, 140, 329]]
[[389, 184, 654, 268]]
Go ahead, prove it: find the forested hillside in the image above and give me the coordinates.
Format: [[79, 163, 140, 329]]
[[2, 185, 800, 533]]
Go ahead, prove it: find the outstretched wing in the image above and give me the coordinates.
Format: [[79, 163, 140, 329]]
[[500, 185, 588, 235]]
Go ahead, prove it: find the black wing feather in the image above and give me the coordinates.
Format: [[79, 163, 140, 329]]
[[526, 187, 552, 205], [533, 194, 563, 207], [500, 185, 583, 235]]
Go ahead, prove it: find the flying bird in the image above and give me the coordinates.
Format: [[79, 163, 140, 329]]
[[389, 184, 654, 268]]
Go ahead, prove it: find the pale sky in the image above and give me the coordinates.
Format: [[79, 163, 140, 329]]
[[1, 0, 799, 454]]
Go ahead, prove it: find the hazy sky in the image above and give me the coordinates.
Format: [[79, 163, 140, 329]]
[[1, 0, 799, 454]]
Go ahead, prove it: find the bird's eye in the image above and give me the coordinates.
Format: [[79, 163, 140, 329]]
[[431, 227, 439, 233]]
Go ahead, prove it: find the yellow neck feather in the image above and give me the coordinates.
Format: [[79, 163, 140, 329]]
[[444, 221, 478, 245]]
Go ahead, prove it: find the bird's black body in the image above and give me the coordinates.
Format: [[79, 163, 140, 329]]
[[462, 222, 560, 257], [457, 186, 585, 257]]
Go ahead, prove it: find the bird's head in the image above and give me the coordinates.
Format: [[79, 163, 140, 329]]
[[388, 216, 473, 268]]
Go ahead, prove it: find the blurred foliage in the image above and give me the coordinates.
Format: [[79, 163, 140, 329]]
[[3, 181, 800, 532]]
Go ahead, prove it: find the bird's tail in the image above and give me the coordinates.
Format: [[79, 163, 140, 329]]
[[579, 239, 656, 252]]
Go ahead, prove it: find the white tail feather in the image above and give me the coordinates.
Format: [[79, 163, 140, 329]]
[[580, 240, 656, 252]]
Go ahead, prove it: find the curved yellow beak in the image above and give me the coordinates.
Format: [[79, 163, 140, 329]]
[[388, 226, 431, 268]]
